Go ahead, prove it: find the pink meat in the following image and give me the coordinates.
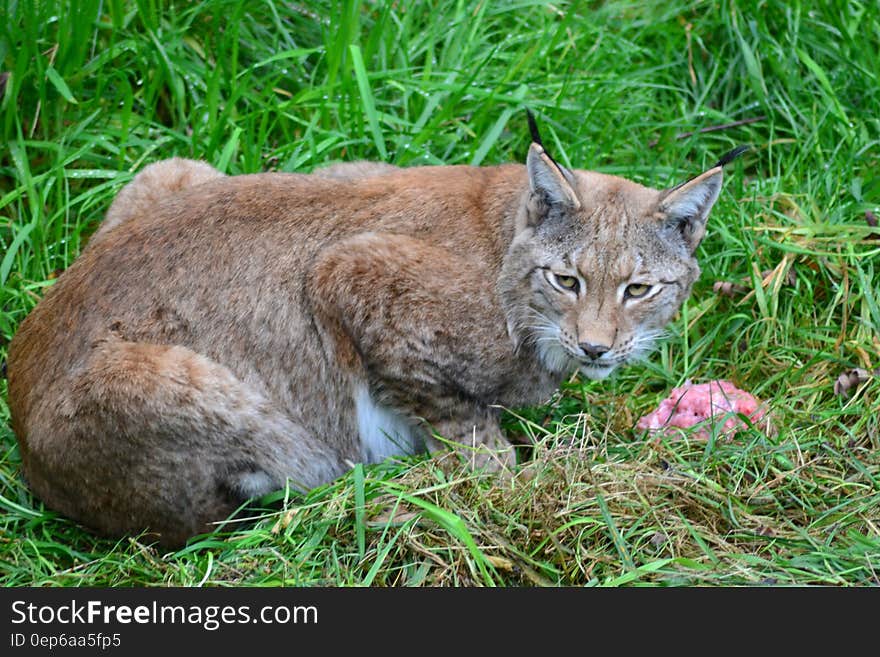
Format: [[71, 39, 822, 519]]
[[636, 380, 768, 439]]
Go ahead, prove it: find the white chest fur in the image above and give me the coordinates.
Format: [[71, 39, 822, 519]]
[[354, 385, 422, 463]]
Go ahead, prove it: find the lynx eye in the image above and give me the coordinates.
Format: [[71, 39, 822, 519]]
[[625, 283, 652, 299], [542, 269, 581, 294], [551, 273, 580, 293]]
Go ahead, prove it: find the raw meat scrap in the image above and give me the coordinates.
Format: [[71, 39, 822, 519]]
[[636, 380, 769, 439]]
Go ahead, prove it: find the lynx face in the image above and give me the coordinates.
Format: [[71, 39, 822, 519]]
[[501, 143, 724, 380], [518, 209, 699, 380]]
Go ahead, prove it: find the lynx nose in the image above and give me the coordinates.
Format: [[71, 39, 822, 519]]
[[579, 342, 610, 360]]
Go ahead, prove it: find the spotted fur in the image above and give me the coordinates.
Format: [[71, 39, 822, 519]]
[[7, 135, 730, 545]]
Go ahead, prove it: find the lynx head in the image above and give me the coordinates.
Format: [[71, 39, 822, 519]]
[[500, 119, 745, 380]]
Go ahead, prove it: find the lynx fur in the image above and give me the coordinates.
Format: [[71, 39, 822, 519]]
[[8, 126, 734, 545]]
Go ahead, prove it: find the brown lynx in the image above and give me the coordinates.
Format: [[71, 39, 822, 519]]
[[7, 118, 741, 546]]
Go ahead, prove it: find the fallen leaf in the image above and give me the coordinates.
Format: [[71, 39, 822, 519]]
[[865, 210, 879, 240], [713, 280, 748, 297], [270, 508, 298, 534], [486, 555, 514, 570], [833, 368, 871, 397]]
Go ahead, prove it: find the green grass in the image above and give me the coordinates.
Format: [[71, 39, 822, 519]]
[[1, 0, 878, 586]]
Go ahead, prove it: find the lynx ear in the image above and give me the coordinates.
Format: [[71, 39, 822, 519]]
[[526, 143, 581, 209], [660, 146, 748, 252], [659, 167, 723, 253], [524, 110, 580, 210]]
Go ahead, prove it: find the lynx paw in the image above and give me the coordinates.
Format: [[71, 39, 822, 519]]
[[426, 416, 516, 474], [470, 442, 516, 472]]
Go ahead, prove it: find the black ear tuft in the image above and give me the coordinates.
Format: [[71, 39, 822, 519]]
[[525, 110, 574, 187], [713, 145, 750, 168], [526, 109, 544, 148]]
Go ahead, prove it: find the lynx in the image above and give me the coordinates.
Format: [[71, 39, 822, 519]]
[[7, 117, 743, 546]]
